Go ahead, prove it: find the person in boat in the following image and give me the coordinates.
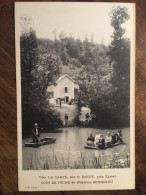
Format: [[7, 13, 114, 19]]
[[94, 132, 101, 146], [98, 134, 105, 149], [32, 123, 42, 143], [112, 132, 120, 144], [111, 133, 117, 144], [105, 132, 112, 147], [87, 133, 95, 146], [117, 129, 123, 142]]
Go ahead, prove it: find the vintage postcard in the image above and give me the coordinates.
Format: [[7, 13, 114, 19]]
[[15, 2, 135, 191]]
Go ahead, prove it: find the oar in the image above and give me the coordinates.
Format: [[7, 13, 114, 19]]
[[33, 132, 43, 146]]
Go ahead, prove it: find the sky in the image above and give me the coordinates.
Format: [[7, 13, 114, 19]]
[[16, 2, 133, 45]]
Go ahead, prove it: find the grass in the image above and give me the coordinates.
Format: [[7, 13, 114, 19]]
[[24, 149, 130, 170]]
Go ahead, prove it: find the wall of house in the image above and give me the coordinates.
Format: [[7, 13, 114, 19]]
[[47, 85, 55, 99], [58, 77, 74, 99], [53, 85, 58, 99]]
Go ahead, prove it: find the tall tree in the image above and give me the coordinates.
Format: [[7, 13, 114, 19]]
[[20, 26, 39, 134], [109, 6, 130, 126], [20, 19, 62, 135]]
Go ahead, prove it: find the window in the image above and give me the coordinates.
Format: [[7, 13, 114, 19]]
[[65, 87, 68, 93]]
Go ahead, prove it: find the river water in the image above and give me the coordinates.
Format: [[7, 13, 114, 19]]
[[22, 127, 130, 170]]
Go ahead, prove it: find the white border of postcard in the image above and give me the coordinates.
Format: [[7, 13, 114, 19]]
[[15, 2, 135, 191]]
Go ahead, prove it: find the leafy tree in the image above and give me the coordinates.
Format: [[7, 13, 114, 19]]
[[20, 25, 39, 134], [77, 45, 114, 127], [33, 13, 130, 129], [109, 6, 130, 126], [20, 23, 62, 136]]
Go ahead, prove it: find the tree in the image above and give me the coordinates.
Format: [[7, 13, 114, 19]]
[[20, 29, 38, 86], [31, 25, 130, 128], [20, 27, 39, 135], [20, 21, 62, 136], [109, 6, 130, 126]]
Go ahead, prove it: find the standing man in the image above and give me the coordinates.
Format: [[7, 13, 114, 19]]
[[85, 113, 90, 124], [32, 123, 42, 143], [65, 113, 68, 127], [60, 99, 62, 108]]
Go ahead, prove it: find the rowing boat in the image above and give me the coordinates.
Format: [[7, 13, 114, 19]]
[[25, 137, 56, 147], [84, 142, 125, 150]]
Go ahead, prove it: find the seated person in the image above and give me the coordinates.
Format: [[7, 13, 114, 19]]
[[98, 134, 105, 149], [112, 132, 122, 144], [105, 132, 112, 146], [94, 132, 101, 146], [111, 133, 117, 144], [87, 133, 95, 146], [117, 129, 123, 142]]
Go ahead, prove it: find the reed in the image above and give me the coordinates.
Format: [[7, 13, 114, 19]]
[[24, 151, 130, 170]]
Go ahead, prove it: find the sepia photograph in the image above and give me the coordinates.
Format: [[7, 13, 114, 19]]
[[19, 3, 132, 170], [15, 2, 135, 191]]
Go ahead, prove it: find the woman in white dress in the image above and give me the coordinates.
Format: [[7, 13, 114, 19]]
[[105, 132, 112, 147], [94, 132, 101, 146]]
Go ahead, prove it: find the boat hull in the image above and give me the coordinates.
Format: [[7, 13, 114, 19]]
[[84, 142, 125, 150], [25, 137, 56, 147]]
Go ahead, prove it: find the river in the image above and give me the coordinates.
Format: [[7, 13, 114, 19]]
[[22, 127, 130, 170]]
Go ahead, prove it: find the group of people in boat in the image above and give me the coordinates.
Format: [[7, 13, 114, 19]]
[[87, 130, 123, 149], [32, 122, 123, 148]]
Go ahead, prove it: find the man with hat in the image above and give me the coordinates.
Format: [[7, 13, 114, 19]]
[[32, 123, 42, 143]]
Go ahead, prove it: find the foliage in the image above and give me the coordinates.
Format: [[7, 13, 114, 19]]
[[20, 22, 62, 136], [77, 45, 115, 127], [20, 6, 130, 132], [108, 6, 130, 126]]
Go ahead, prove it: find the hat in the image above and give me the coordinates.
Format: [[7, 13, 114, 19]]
[[34, 123, 38, 126]]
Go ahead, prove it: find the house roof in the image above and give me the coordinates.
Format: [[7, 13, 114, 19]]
[[56, 74, 75, 83]]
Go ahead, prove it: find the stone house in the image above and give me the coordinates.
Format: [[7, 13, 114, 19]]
[[47, 74, 79, 103]]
